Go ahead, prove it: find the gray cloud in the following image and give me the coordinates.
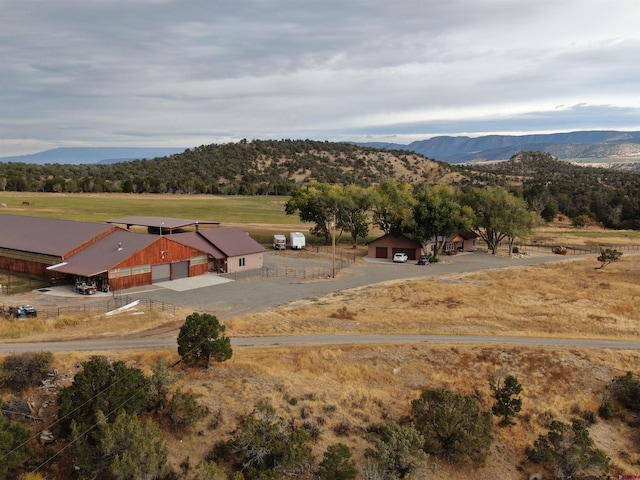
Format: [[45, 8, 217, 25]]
[[1, 0, 639, 155]]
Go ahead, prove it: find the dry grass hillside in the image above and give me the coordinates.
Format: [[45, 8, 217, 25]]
[[262, 148, 465, 186], [5, 253, 638, 479]]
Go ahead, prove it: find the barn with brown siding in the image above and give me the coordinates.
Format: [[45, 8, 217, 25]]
[[47, 229, 211, 291], [0, 214, 265, 292]]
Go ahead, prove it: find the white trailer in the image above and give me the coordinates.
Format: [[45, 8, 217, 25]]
[[273, 234, 286, 250], [289, 232, 306, 250]]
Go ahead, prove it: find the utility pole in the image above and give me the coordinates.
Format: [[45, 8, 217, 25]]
[[331, 213, 336, 278]]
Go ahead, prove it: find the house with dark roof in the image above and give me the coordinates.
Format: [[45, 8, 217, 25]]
[[0, 214, 265, 291], [366, 230, 479, 260]]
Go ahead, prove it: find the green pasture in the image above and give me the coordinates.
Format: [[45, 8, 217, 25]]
[[0, 193, 301, 225]]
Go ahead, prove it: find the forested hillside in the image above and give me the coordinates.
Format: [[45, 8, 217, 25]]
[[0, 140, 461, 195], [464, 151, 640, 229], [1, 141, 639, 229]]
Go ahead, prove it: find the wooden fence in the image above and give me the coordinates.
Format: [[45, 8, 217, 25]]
[[219, 249, 357, 281], [522, 243, 640, 255]]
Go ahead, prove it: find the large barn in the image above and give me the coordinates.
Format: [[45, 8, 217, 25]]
[[0, 214, 265, 291]]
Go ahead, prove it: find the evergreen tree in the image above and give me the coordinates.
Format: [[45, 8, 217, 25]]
[[489, 374, 523, 426], [177, 312, 232, 369]]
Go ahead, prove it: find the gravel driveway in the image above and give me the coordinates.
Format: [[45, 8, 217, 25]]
[[4, 249, 586, 321], [126, 249, 579, 319]]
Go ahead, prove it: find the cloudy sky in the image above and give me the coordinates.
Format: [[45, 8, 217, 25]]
[[1, 0, 639, 156]]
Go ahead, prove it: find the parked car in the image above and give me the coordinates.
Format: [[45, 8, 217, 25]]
[[416, 255, 430, 265], [393, 252, 409, 263], [20, 305, 37, 317]]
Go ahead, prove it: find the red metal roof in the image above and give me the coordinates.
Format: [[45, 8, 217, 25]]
[[0, 214, 115, 257]]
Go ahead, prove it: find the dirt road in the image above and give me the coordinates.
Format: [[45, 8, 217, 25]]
[[2, 333, 640, 354]]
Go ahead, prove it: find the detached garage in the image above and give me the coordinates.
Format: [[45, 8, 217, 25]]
[[367, 233, 423, 261]]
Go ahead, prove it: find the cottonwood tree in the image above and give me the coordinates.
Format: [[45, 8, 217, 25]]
[[463, 186, 535, 254], [408, 185, 474, 260], [370, 179, 416, 234], [336, 184, 373, 248], [411, 388, 492, 466], [526, 419, 609, 479], [489, 374, 523, 426], [177, 312, 232, 369], [285, 181, 342, 244]]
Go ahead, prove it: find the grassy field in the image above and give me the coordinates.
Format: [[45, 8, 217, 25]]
[[0, 192, 300, 225]]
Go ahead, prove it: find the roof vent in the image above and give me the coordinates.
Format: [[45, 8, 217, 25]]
[[117, 242, 123, 251]]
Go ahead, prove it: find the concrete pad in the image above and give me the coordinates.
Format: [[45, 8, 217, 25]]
[[154, 274, 233, 292]]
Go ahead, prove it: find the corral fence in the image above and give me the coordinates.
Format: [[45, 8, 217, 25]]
[[219, 249, 357, 281], [521, 243, 640, 255], [25, 297, 175, 320]]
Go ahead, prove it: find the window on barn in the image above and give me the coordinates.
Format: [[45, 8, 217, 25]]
[[239, 257, 246, 267]]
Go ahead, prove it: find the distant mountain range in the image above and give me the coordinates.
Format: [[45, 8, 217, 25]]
[[357, 130, 640, 163], [0, 147, 185, 165], [2, 131, 640, 165]]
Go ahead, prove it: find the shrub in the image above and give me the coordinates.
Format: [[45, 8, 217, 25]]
[[0, 411, 32, 479], [411, 388, 492, 466], [0, 351, 54, 393], [168, 389, 208, 433], [365, 421, 428, 479], [526, 419, 609, 479], [602, 372, 640, 415], [318, 443, 358, 480], [226, 402, 312, 479]]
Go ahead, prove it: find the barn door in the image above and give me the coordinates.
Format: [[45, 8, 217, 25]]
[[152, 264, 171, 283], [172, 261, 189, 280]]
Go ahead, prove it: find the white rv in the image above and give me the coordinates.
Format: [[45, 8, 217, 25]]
[[273, 234, 286, 250], [290, 232, 306, 250]]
